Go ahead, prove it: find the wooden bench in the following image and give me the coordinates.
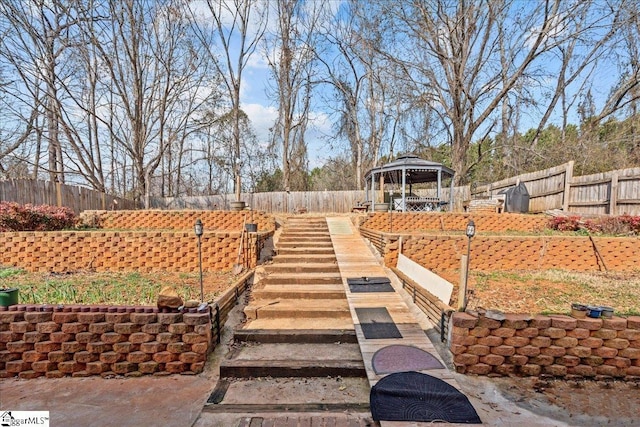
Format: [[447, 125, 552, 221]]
[[351, 202, 370, 213]]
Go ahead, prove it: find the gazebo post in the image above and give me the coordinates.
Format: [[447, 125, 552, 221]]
[[437, 170, 442, 201], [401, 167, 407, 212], [365, 177, 369, 205], [371, 171, 376, 211], [449, 176, 455, 212]]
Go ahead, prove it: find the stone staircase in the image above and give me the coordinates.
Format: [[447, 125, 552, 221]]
[[242, 217, 352, 328], [202, 217, 372, 424]]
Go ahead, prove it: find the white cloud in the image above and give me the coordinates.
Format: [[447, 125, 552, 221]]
[[242, 102, 334, 168], [187, 0, 269, 40], [242, 102, 277, 143]]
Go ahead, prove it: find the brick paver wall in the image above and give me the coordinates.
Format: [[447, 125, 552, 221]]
[[0, 306, 212, 379], [360, 212, 548, 233], [371, 234, 639, 272], [450, 312, 640, 380], [88, 210, 275, 232], [0, 230, 272, 273]]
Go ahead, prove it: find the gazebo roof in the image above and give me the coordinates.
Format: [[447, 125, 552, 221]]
[[365, 155, 455, 185]]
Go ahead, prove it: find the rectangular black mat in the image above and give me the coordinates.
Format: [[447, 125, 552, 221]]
[[360, 323, 402, 339], [355, 307, 402, 339], [347, 277, 391, 286], [349, 283, 394, 293], [348, 277, 395, 293]]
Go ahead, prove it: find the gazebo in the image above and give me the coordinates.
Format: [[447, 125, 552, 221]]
[[364, 155, 455, 212]]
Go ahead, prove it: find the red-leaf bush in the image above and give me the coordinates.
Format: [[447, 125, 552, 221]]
[[548, 216, 583, 232], [548, 214, 640, 235], [0, 202, 76, 231]]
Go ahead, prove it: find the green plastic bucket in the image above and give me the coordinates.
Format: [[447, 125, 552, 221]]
[[0, 288, 19, 307]]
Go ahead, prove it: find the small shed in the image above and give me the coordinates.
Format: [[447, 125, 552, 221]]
[[364, 155, 455, 212]]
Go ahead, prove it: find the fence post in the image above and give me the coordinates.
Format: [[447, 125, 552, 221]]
[[458, 255, 468, 311], [562, 161, 574, 212], [609, 172, 619, 216], [56, 180, 62, 207]]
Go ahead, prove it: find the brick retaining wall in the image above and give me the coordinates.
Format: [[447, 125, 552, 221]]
[[0, 306, 212, 379], [450, 312, 640, 380], [366, 232, 639, 272], [0, 230, 272, 273], [85, 210, 275, 232], [360, 212, 548, 233]]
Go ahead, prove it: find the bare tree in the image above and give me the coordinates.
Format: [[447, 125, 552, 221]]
[[0, 0, 85, 182], [188, 0, 268, 202], [84, 0, 218, 203], [265, 0, 320, 191], [316, 1, 397, 189], [374, 0, 626, 184]]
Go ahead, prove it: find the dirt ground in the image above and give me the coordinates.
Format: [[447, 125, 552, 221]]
[[473, 376, 640, 426], [436, 269, 640, 315]]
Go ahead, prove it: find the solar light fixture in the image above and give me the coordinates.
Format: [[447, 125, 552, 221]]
[[194, 219, 203, 237], [465, 219, 476, 238], [194, 219, 204, 301]]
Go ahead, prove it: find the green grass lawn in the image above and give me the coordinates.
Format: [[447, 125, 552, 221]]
[[0, 267, 234, 306]]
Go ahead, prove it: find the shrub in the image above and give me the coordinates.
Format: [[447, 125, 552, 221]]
[[547, 214, 640, 236], [548, 216, 583, 232], [0, 202, 76, 231], [618, 214, 640, 234]]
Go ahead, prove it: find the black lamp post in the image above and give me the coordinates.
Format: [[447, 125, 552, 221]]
[[462, 219, 476, 311], [194, 219, 204, 302]]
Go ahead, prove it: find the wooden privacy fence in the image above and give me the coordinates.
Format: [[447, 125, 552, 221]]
[[472, 162, 640, 215], [5, 163, 637, 215], [0, 179, 137, 213], [154, 190, 365, 213], [568, 167, 640, 215], [472, 162, 574, 213], [152, 187, 471, 213]]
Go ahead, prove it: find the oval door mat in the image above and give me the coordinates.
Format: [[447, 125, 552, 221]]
[[372, 345, 444, 374], [370, 371, 481, 423]]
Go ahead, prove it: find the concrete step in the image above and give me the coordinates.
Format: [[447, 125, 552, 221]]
[[220, 359, 365, 378], [272, 254, 336, 264], [278, 235, 330, 241], [280, 230, 329, 236], [204, 376, 371, 408], [281, 229, 331, 237], [220, 342, 365, 378], [228, 342, 363, 362], [277, 236, 333, 243], [276, 247, 335, 255], [285, 218, 327, 224], [276, 241, 334, 248], [283, 225, 327, 231], [283, 225, 329, 231], [233, 329, 358, 344], [244, 299, 350, 321], [260, 273, 342, 285], [264, 263, 340, 274], [252, 285, 345, 300], [242, 317, 354, 330]]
